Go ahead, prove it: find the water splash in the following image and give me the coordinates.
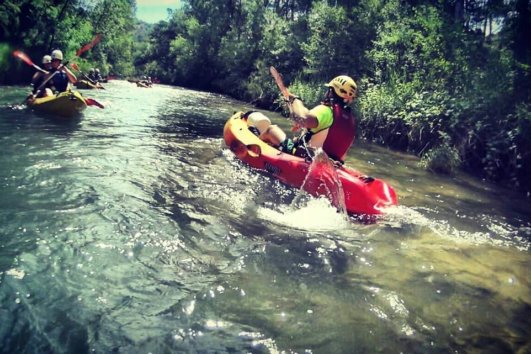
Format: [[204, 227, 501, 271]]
[[257, 197, 350, 231], [297, 148, 347, 215], [9, 104, 26, 110]]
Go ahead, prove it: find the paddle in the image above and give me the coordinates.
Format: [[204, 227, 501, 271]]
[[12, 50, 51, 104], [76, 34, 102, 57], [85, 97, 104, 108], [270, 66, 291, 101], [70, 63, 105, 89], [66, 35, 106, 108], [12, 50, 48, 74], [270, 66, 307, 133]]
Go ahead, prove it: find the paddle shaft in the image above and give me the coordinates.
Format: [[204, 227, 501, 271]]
[[270, 66, 307, 133], [270, 66, 291, 100], [31, 64, 48, 74], [270, 66, 297, 118]]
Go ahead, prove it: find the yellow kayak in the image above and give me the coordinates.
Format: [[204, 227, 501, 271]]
[[27, 90, 88, 117], [75, 80, 102, 89]]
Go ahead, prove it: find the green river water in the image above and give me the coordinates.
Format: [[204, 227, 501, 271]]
[[0, 81, 530, 353]]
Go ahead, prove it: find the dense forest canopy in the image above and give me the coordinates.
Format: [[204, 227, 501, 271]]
[[0, 0, 137, 81], [1, 0, 530, 196]]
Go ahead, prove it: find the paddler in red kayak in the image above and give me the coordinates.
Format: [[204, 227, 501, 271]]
[[245, 75, 358, 164]]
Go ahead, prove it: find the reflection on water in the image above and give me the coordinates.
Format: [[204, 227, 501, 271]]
[[0, 82, 529, 353]]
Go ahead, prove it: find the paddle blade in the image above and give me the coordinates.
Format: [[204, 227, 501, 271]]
[[70, 62, 80, 72], [13, 50, 35, 67], [302, 149, 347, 213], [270, 66, 290, 99], [76, 33, 102, 57], [85, 98, 104, 109]]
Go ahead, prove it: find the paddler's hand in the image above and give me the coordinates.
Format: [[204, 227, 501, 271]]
[[333, 160, 344, 169], [290, 112, 307, 131], [286, 93, 301, 104], [291, 122, 302, 132]]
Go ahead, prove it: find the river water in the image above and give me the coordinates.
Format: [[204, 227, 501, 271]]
[[0, 81, 529, 353]]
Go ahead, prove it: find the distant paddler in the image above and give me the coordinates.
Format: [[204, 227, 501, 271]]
[[30, 55, 53, 98], [71, 64, 105, 89]]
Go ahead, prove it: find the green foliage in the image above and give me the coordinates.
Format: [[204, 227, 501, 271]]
[[0, 43, 13, 83], [0, 0, 135, 83], [0, 43, 10, 68], [419, 133, 461, 175], [288, 79, 324, 108], [243, 8, 305, 103], [302, 2, 361, 80], [367, 1, 453, 90], [0, 1, 21, 39]]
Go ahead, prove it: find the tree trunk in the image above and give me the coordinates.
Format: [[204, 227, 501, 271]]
[[48, 0, 71, 51]]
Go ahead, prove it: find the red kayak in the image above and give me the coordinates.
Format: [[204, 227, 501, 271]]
[[223, 112, 398, 215]]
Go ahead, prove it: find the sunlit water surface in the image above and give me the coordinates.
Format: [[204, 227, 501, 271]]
[[0, 82, 530, 353]]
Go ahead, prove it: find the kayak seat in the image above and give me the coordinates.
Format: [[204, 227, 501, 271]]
[[248, 126, 260, 136], [360, 175, 375, 183]]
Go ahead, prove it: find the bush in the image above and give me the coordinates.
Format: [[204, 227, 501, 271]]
[[419, 142, 461, 175]]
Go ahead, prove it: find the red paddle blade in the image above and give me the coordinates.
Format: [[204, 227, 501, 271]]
[[70, 62, 80, 71], [85, 98, 104, 109], [13, 50, 35, 67], [76, 33, 102, 57]]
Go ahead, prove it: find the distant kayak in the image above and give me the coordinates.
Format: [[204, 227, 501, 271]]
[[75, 80, 103, 90], [224, 112, 398, 215], [136, 81, 151, 88], [27, 90, 88, 118]]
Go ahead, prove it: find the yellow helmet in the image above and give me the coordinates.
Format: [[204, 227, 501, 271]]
[[42, 55, 52, 64], [325, 75, 357, 104]]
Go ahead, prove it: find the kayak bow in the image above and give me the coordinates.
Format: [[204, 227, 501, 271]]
[[27, 90, 88, 117]]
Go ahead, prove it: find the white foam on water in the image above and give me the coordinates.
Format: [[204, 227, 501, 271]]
[[257, 196, 350, 231]]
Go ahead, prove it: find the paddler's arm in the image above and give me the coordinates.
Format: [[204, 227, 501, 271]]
[[62, 66, 77, 83], [288, 94, 319, 129], [31, 72, 40, 84]]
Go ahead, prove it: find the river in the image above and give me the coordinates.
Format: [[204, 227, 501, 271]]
[[0, 81, 529, 353]]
